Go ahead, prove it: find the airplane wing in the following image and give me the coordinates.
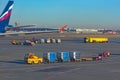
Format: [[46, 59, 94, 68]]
[[14, 24, 36, 28], [0, 25, 67, 35]]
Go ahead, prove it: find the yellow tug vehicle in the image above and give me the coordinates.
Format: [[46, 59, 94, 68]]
[[24, 53, 43, 64], [11, 40, 22, 45]]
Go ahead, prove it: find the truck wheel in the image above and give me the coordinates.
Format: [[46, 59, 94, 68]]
[[31, 61, 34, 64], [93, 40, 96, 43], [38, 61, 41, 64]]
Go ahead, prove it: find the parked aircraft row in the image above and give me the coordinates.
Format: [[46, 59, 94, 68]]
[[0, 0, 67, 36]]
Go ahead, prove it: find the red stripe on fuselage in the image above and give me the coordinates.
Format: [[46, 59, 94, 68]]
[[0, 12, 11, 21]]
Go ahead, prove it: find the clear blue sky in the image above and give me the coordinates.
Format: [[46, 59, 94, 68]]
[[0, 0, 120, 29]]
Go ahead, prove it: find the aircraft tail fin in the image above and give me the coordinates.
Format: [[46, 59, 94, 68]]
[[0, 0, 14, 33], [59, 25, 67, 33]]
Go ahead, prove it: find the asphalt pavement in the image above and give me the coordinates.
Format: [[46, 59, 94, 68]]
[[0, 35, 120, 80]]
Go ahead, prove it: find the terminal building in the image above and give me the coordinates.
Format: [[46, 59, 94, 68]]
[[67, 28, 98, 34], [67, 28, 118, 34], [75, 28, 98, 34]]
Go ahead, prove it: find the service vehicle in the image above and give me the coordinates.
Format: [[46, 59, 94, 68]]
[[24, 51, 109, 65], [84, 37, 108, 43], [24, 53, 43, 64], [11, 40, 22, 45], [102, 51, 111, 57], [23, 40, 35, 46]]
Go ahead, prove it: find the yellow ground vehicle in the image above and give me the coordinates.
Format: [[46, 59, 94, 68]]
[[84, 37, 108, 43], [81, 57, 93, 61], [24, 53, 43, 64], [11, 40, 21, 45]]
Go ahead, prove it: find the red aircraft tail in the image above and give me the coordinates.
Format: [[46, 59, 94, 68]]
[[59, 25, 67, 32]]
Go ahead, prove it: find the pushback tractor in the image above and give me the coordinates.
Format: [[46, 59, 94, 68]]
[[24, 53, 43, 64]]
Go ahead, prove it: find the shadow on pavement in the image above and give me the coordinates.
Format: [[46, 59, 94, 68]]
[[0, 60, 26, 65]]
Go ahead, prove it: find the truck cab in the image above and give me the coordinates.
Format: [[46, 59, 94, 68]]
[[11, 40, 21, 45], [24, 53, 43, 64]]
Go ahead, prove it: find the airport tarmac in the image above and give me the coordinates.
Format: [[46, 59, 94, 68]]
[[0, 34, 120, 80]]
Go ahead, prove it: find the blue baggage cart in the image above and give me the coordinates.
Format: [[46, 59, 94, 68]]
[[57, 52, 70, 62], [43, 52, 57, 63], [69, 52, 81, 62]]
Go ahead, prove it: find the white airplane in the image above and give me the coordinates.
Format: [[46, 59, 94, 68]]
[[0, 0, 67, 35]]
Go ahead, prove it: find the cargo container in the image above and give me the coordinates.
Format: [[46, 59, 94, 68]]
[[69, 52, 81, 62], [57, 52, 70, 62], [46, 38, 51, 43], [56, 39, 61, 43], [40, 39, 45, 43], [51, 39, 56, 43], [43, 52, 57, 63], [84, 37, 108, 43]]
